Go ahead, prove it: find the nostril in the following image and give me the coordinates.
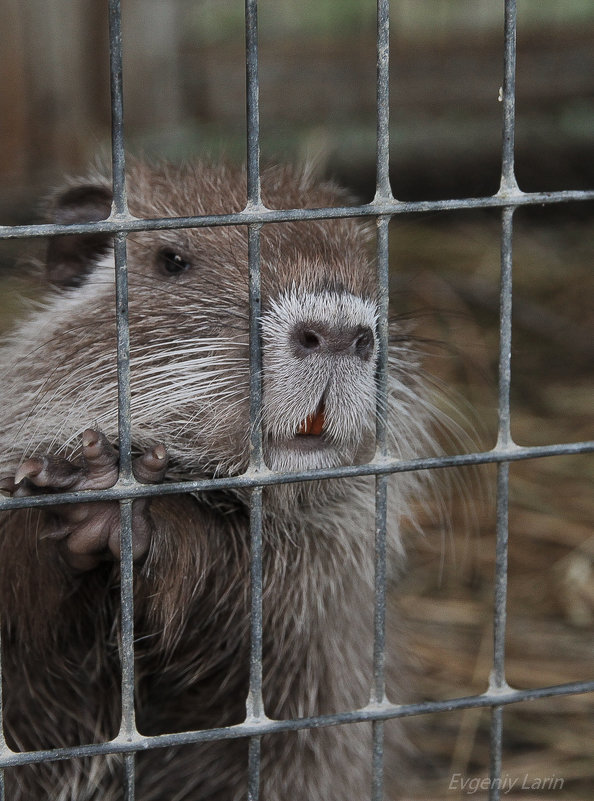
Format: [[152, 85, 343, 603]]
[[300, 329, 323, 352], [291, 323, 328, 357], [353, 326, 374, 361]]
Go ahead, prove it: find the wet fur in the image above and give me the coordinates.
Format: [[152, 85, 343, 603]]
[[0, 161, 443, 799]]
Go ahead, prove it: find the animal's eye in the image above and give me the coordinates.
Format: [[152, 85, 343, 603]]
[[158, 249, 192, 276]]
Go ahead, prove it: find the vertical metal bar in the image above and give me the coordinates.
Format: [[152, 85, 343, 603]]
[[489, 706, 504, 801], [109, 0, 132, 477], [245, 0, 262, 208], [371, 473, 387, 801], [245, 0, 263, 468], [245, 3, 264, 800], [489, 205, 514, 800], [109, 3, 136, 799], [493, 465, 511, 687], [123, 752, 136, 801], [372, 473, 388, 704], [109, 0, 128, 216], [496, 208, 514, 451], [247, 224, 264, 469], [499, 0, 518, 193], [489, 466, 509, 801], [371, 208, 392, 800], [247, 733, 262, 801], [375, 0, 393, 200], [372, 0, 393, 788], [114, 232, 133, 478], [372, 216, 391, 706], [246, 486, 264, 721], [492, 4, 518, 781], [371, 719, 385, 801], [372, 454, 388, 801], [246, 227, 264, 801], [118, 500, 136, 738], [374, 216, 390, 459]]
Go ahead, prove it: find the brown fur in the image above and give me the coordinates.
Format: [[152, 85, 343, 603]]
[[0, 161, 437, 799]]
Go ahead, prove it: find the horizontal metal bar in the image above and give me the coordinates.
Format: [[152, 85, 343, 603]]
[[0, 679, 591, 770], [1, 189, 593, 241], [2, 440, 592, 512]]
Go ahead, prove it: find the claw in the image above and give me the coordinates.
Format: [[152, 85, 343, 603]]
[[134, 444, 169, 484], [76, 430, 119, 490], [15, 456, 80, 490], [14, 458, 45, 487], [82, 429, 117, 465], [82, 428, 102, 453]]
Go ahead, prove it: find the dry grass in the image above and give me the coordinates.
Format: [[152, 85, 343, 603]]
[[388, 214, 593, 800]]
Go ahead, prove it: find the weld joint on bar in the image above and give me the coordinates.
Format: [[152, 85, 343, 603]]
[[494, 183, 524, 202], [491, 438, 520, 455], [243, 200, 269, 215], [115, 726, 141, 747], [365, 698, 394, 713], [243, 464, 273, 480], [244, 713, 272, 727], [108, 210, 138, 224], [371, 190, 397, 206], [486, 676, 515, 697]]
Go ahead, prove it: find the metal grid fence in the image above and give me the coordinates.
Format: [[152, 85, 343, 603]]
[[1, 1, 593, 800]]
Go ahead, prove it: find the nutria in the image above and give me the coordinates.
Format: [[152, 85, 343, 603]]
[[0, 161, 441, 800]]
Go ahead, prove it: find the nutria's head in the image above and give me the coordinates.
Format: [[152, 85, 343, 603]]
[[29, 161, 385, 484]]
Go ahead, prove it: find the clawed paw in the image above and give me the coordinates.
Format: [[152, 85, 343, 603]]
[[0, 429, 168, 571]]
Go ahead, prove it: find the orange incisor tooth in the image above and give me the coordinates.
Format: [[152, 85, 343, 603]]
[[309, 410, 325, 435], [298, 410, 325, 435]]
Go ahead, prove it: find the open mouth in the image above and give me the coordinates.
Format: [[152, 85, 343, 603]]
[[267, 397, 333, 456], [297, 399, 325, 436]]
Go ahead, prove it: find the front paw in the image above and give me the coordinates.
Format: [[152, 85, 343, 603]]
[[0, 430, 168, 571]]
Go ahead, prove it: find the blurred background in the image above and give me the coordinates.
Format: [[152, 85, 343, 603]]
[[1, 1, 592, 798], [1, 0, 594, 206]]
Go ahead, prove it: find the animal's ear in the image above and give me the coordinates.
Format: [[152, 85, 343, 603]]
[[46, 184, 113, 288]]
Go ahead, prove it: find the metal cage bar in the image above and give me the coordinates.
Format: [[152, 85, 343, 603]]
[[370, 4, 393, 793], [109, 2, 137, 798], [488, 203, 515, 801], [490, 2, 517, 794], [0, 0, 593, 799], [245, 3, 265, 799]]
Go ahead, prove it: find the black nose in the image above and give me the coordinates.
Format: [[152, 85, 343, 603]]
[[291, 322, 375, 362]]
